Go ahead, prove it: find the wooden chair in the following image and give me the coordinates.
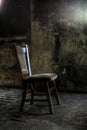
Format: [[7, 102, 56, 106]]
[[14, 44, 61, 114]]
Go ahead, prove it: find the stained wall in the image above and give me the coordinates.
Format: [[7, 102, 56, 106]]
[[0, 0, 87, 91]]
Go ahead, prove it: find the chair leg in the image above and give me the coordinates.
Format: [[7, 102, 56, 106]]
[[30, 83, 34, 105], [53, 80, 61, 105], [20, 84, 27, 112], [46, 82, 54, 114]]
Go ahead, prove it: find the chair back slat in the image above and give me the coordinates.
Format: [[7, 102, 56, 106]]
[[25, 45, 32, 76], [15, 45, 31, 79]]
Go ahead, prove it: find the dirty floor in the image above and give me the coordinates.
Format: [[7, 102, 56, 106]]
[[0, 88, 87, 130]]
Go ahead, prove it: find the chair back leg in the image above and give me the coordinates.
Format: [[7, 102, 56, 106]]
[[30, 83, 34, 105], [53, 81, 61, 105], [46, 82, 54, 114]]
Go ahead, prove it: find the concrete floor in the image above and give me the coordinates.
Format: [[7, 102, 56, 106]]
[[0, 88, 87, 130]]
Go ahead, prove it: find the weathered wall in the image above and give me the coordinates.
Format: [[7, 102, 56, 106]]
[[30, 0, 87, 92], [0, 42, 22, 87], [30, 20, 87, 92], [0, 22, 87, 92], [0, 0, 87, 92], [31, 22, 55, 74]]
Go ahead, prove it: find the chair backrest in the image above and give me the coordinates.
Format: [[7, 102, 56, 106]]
[[15, 44, 32, 79]]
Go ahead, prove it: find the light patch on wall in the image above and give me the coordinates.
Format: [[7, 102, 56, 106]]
[[0, 0, 5, 12], [73, 7, 87, 24], [0, 0, 3, 11], [0, 0, 2, 7], [0, 0, 2, 6], [67, 4, 87, 25], [52, 2, 87, 26], [65, 5, 87, 25]]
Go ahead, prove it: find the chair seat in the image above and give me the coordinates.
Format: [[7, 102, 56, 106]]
[[24, 73, 57, 81]]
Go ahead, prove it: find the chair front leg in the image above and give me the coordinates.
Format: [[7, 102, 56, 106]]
[[30, 82, 34, 105], [20, 82, 27, 112]]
